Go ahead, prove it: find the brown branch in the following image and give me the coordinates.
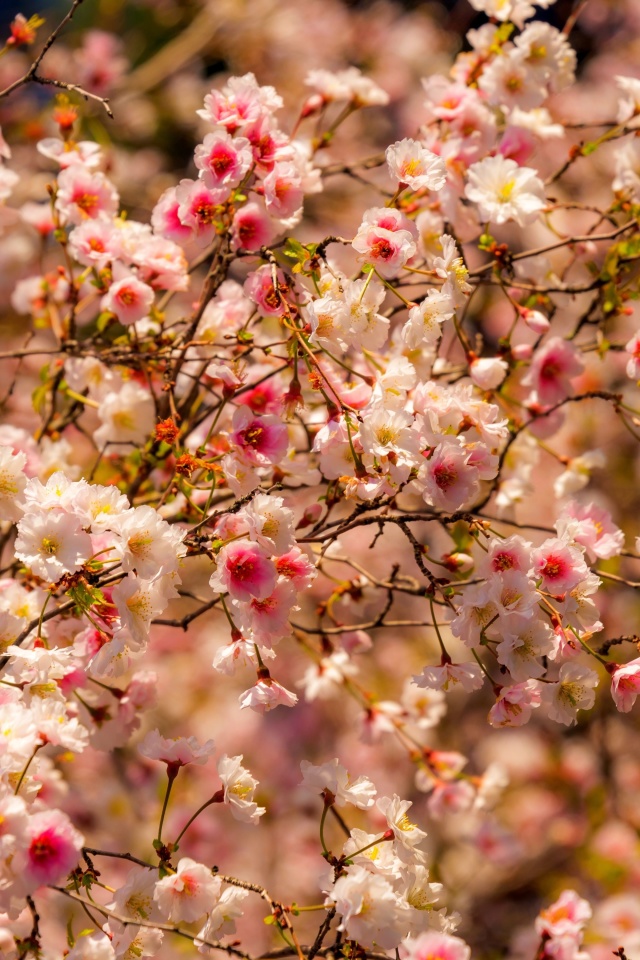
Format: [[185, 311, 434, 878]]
[[50, 885, 253, 959], [0, 0, 113, 118]]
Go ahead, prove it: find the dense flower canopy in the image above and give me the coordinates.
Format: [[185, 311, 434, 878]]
[[1, 0, 640, 958]]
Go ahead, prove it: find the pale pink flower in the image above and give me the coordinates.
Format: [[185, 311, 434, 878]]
[[377, 794, 427, 861], [498, 125, 536, 164], [109, 504, 184, 579], [154, 857, 220, 923], [275, 546, 317, 589], [466, 0, 536, 28], [68, 219, 122, 268], [261, 161, 304, 219], [229, 405, 289, 465], [465, 156, 545, 227], [171, 178, 225, 248], [426, 779, 476, 818], [101, 273, 155, 326], [479, 534, 533, 578], [520, 307, 551, 334], [233, 580, 297, 645], [194, 131, 253, 192], [243, 264, 287, 316], [55, 166, 119, 225], [536, 890, 592, 939], [401, 291, 454, 348], [541, 663, 599, 726], [532, 537, 589, 594], [20, 201, 55, 236], [231, 201, 274, 251], [75, 30, 127, 95], [95, 381, 156, 449], [401, 931, 470, 960], [134, 235, 189, 292], [37, 137, 102, 169], [66, 931, 116, 960], [242, 493, 295, 555], [478, 51, 547, 112], [104, 922, 163, 958], [615, 76, 640, 124], [433, 234, 472, 307], [197, 73, 283, 132], [238, 673, 298, 712], [329, 866, 409, 950], [15, 511, 92, 582], [300, 650, 358, 701], [210, 541, 277, 601], [112, 576, 169, 648], [386, 139, 446, 191], [0, 446, 27, 522], [413, 660, 484, 692], [217, 754, 266, 823], [555, 502, 624, 561], [195, 886, 249, 947], [421, 438, 479, 510], [352, 207, 418, 279], [625, 331, 640, 380], [300, 758, 376, 808], [305, 67, 389, 106], [610, 658, 640, 713], [151, 186, 194, 245], [522, 337, 585, 407], [470, 356, 508, 390], [23, 810, 83, 889], [488, 681, 541, 727], [138, 729, 215, 768]]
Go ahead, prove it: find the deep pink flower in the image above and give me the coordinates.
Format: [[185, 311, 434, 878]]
[[610, 658, 640, 712], [24, 810, 83, 889], [229, 406, 289, 465], [522, 337, 585, 407], [210, 541, 277, 601]]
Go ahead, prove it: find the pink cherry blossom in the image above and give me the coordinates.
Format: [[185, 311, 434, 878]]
[[55, 166, 119, 225], [610, 658, 640, 713], [23, 810, 83, 889], [229, 405, 289, 465], [138, 729, 215, 767], [101, 273, 155, 326], [522, 337, 585, 407], [536, 890, 592, 939], [532, 537, 589, 594], [194, 131, 253, 192], [154, 857, 221, 922], [210, 541, 277, 601], [239, 672, 298, 712]]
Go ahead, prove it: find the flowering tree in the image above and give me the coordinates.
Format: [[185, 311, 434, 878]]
[[1, 0, 640, 957]]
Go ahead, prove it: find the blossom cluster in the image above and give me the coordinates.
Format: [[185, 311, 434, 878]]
[[0, 0, 640, 956]]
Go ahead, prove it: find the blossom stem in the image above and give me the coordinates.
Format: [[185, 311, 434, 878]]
[[173, 791, 223, 846], [156, 765, 179, 846], [471, 647, 497, 685], [373, 269, 415, 307], [36, 592, 53, 644], [574, 629, 609, 667], [14, 743, 42, 795], [319, 800, 331, 856], [344, 832, 393, 860], [429, 597, 450, 662]]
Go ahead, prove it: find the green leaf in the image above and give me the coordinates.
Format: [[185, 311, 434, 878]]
[[68, 579, 106, 614], [96, 311, 114, 333], [283, 238, 308, 262]]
